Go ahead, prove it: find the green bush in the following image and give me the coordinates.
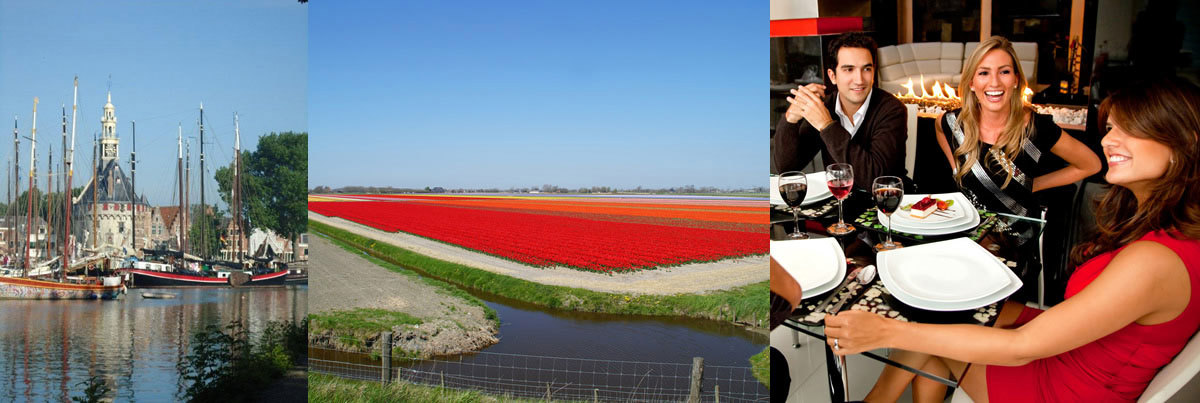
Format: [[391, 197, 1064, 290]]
[[177, 319, 307, 402]]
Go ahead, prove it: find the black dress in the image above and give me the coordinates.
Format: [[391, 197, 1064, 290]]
[[939, 109, 1066, 219]]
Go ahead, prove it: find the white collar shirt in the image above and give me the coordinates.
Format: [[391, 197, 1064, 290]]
[[833, 88, 873, 138]]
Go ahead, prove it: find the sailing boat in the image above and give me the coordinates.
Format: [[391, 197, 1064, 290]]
[[0, 78, 124, 299], [125, 110, 285, 287], [230, 113, 288, 286]]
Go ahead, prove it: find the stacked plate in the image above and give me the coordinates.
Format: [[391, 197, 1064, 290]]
[[770, 172, 832, 207], [770, 237, 846, 299], [877, 238, 1022, 311], [877, 192, 980, 235]]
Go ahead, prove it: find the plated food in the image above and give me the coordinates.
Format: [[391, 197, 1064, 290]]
[[903, 196, 954, 219]]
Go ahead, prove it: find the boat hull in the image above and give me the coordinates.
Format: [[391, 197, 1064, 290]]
[[128, 269, 228, 287], [127, 269, 289, 287], [247, 270, 288, 286], [285, 273, 307, 285], [0, 276, 123, 300]]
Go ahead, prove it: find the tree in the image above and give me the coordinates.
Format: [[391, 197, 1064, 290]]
[[216, 150, 258, 247], [216, 132, 307, 258], [188, 205, 222, 259]]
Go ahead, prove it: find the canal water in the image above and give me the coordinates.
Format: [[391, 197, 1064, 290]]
[[0, 286, 307, 402], [315, 283, 769, 400]]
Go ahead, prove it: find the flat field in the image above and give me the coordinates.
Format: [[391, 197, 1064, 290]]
[[307, 194, 768, 272]]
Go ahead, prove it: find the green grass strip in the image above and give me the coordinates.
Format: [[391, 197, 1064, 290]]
[[309, 373, 558, 403], [311, 219, 768, 328], [310, 308, 423, 334], [750, 346, 770, 389]]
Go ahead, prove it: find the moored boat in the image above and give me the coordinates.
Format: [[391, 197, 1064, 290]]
[[127, 268, 228, 287], [0, 79, 126, 300], [247, 270, 288, 286], [0, 275, 123, 300]]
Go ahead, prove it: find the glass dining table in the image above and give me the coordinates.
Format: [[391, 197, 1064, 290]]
[[772, 187, 1047, 402]]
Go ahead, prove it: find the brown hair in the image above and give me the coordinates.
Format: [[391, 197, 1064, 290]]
[[1070, 76, 1200, 267], [953, 36, 1032, 188], [826, 32, 878, 72]]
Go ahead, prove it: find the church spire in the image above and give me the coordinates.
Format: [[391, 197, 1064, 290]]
[[100, 91, 119, 163]]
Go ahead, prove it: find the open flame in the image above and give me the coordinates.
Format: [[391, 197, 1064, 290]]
[[894, 75, 1033, 111], [894, 75, 961, 103]]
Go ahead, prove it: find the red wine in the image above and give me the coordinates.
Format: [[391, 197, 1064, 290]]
[[874, 187, 903, 215], [828, 179, 853, 199], [779, 182, 808, 208]]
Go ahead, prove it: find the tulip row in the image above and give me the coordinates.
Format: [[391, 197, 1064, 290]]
[[308, 198, 767, 272]]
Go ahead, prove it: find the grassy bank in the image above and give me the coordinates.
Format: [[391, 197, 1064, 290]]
[[309, 373, 553, 403], [310, 308, 423, 350], [311, 219, 767, 328], [750, 346, 770, 389]]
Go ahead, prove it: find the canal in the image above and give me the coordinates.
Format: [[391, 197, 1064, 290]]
[[0, 285, 307, 402]]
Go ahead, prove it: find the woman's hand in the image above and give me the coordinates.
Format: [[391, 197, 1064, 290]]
[[824, 310, 895, 356]]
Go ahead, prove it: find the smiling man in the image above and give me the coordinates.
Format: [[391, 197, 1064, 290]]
[[772, 32, 909, 189]]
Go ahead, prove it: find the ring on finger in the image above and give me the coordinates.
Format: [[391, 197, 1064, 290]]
[[834, 338, 840, 351]]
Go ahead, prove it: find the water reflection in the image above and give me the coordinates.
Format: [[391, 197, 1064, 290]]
[[0, 286, 306, 402]]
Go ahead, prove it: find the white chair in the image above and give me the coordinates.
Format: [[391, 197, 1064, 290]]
[[904, 103, 918, 178], [1139, 332, 1200, 402], [949, 332, 1200, 403]]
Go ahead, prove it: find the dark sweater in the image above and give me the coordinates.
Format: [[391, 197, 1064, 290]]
[[772, 89, 909, 188]]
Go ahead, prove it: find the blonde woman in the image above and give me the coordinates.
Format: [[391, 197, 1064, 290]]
[[934, 36, 1100, 218], [828, 76, 1200, 402]]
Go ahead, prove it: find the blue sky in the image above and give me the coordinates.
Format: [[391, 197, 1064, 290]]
[[0, 0, 307, 206], [308, 1, 763, 190]]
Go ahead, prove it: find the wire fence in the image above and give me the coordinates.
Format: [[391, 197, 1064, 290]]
[[310, 333, 768, 402]]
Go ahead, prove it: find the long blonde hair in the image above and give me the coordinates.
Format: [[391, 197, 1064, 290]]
[[953, 36, 1032, 188]]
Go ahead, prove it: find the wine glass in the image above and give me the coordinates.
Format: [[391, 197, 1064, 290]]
[[778, 171, 809, 239], [825, 163, 855, 235], [873, 176, 904, 251]]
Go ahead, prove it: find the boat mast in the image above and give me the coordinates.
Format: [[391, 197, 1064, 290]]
[[198, 104, 205, 259], [233, 113, 242, 263], [129, 121, 136, 256], [62, 78, 76, 280], [177, 125, 184, 255], [91, 133, 96, 251], [184, 138, 190, 255], [45, 112, 57, 265], [24, 97, 37, 276], [9, 117, 16, 258]]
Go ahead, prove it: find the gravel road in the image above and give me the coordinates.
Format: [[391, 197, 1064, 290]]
[[309, 235, 497, 356]]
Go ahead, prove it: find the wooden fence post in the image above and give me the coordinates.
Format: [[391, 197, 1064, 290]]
[[715, 384, 720, 403], [688, 357, 704, 403], [380, 331, 392, 385], [546, 382, 551, 400]]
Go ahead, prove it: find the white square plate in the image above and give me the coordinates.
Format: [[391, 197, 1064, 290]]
[[770, 237, 846, 299], [877, 238, 1021, 310]]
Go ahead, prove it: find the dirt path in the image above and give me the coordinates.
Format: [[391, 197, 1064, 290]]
[[255, 366, 307, 403], [309, 235, 497, 356], [310, 212, 767, 295]]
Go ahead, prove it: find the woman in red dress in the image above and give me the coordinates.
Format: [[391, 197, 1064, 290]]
[[825, 76, 1200, 402]]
